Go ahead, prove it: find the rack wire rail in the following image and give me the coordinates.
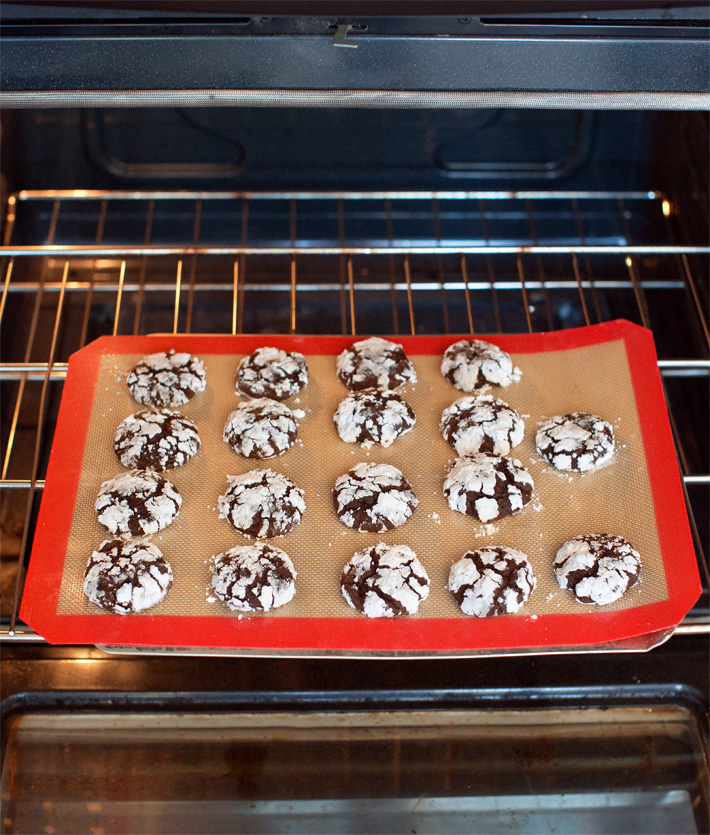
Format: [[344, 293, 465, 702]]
[[1, 189, 708, 645]]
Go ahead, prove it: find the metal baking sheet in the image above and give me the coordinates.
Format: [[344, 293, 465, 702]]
[[21, 321, 701, 655]]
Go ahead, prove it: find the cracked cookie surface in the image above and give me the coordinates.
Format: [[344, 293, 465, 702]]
[[441, 339, 521, 392], [218, 469, 305, 539], [337, 337, 416, 391], [83, 539, 173, 614], [341, 542, 430, 617], [210, 543, 297, 612], [440, 395, 524, 457], [554, 533, 640, 605], [447, 546, 536, 617], [333, 462, 418, 532], [114, 409, 201, 471], [96, 469, 182, 537], [536, 412, 615, 472], [236, 347, 308, 401], [444, 452, 533, 523], [126, 349, 206, 408], [223, 398, 299, 459], [334, 388, 415, 448]]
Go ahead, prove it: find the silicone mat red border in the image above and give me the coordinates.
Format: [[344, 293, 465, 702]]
[[21, 320, 701, 651]]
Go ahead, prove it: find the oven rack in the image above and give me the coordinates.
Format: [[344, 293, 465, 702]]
[[1, 189, 708, 646]]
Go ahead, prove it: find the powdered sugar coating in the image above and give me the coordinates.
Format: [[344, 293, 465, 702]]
[[83, 539, 173, 614], [218, 469, 305, 539], [96, 469, 182, 537], [334, 388, 415, 448], [114, 409, 200, 471], [536, 412, 615, 472], [223, 398, 298, 459], [441, 395, 524, 457], [447, 546, 536, 617], [554, 533, 641, 605], [333, 462, 418, 532], [236, 347, 308, 401], [441, 339, 521, 392], [126, 349, 206, 408], [210, 543, 297, 612], [341, 542, 430, 618], [443, 453, 534, 523], [337, 337, 416, 391]]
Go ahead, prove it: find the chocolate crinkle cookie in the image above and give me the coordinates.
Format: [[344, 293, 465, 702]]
[[554, 533, 641, 606], [440, 395, 524, 457], [114, 409, 200, 471], [334, 388, 415, 449], [536, 412, 615, 472], [126, 349, 206, 408], [218, 469, 305, 539], [223, 398, 298, 459], [337, 337, 416, 391], [96, 469, 182, 537], [441, 339, 521, 392], [210, 543, 297, 612], [83, 539, 173, 614], [236, 347, 308, 401], [447, 546, 536, 617], [341, 542, 430, 618], [444, 452, 534, 523], [333, 462, 418, 533]]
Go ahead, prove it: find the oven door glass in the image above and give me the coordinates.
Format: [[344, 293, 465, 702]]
[[2, 699, 707, 834]]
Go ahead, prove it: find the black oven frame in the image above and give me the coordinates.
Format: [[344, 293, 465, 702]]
[[2, 1, 709, 108]]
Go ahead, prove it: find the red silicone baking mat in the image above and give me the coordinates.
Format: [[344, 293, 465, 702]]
[[21, 320, 700, 654]]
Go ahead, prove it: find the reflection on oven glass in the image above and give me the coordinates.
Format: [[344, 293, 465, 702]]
[[1, 704, 706, 834]]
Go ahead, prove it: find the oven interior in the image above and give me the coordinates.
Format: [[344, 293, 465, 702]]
[[1, 107, 707, 632], [0, 104, 708, 832]]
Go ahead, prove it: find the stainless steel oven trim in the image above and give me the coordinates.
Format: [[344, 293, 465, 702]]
[[2, 90, 710, 110]]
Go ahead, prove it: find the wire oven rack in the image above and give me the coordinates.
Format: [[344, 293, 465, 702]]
[[1, 188, 708, 645]]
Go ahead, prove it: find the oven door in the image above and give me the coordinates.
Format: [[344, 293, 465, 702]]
[[2, 687, 709, 835]]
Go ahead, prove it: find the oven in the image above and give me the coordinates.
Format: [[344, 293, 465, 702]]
[[1, 3, 709, 833]]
